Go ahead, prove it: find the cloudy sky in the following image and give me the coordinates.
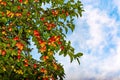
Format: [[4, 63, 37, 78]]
[[56, 0, 120, 80], [31, 0, 120, 80]]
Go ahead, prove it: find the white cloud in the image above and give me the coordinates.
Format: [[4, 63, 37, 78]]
[[85, 5, 117, 53], [113, 0, 120, 15], [59, 1, 120, 80], [81, 0, 100, 7], [80, 6, 120, 79]]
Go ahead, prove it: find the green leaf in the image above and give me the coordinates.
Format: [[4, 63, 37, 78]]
[[68, 51, 74, 62], [77, 52, 83, 57], [1, 17, 7, 23], [74, 52, 83, 58], [77, 58, 80, 65], [12, 40, 16, 47]]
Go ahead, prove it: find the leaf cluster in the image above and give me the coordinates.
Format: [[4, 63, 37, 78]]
[[0, 0, 83, 79]]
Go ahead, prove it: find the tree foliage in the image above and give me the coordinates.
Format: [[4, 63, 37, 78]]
[[0, 0, 83, 80]]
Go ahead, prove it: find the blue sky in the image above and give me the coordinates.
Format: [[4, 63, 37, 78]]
[[31, 0, 120, 80], [57, 0, 120, 80]]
